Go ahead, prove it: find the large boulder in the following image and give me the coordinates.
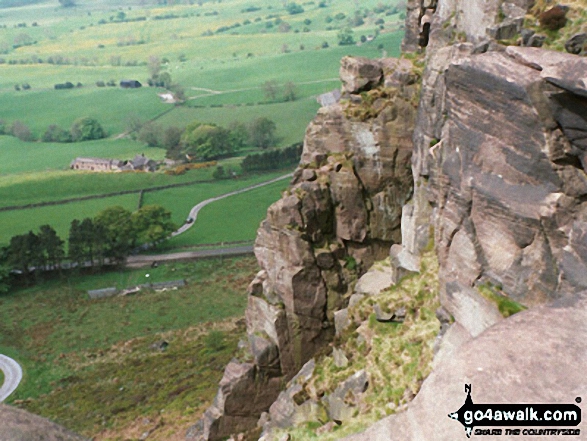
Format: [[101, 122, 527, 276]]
[[0, 404, 87, 441], [343, 292, 587, 441]]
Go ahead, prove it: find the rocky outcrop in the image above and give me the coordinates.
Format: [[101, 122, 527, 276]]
[[399, 0, 587, 333], [187, 56, 419, 440], [343, 292, 587, 441], [0, 404, 87, 441]]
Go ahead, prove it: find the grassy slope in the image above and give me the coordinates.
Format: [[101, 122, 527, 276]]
[[0, 256, 258, 438]]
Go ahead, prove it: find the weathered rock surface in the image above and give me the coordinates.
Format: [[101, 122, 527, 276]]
[[0, 404, 87, 441], [187, 55, 419, 440], [343, 293, 587, 441]]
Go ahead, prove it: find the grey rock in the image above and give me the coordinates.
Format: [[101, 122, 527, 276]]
[[301, 168, 316, 182], [527, 33, 546, 47], [542, 57, 587, 98], [354, 265, 393, 296], [486, 18, 523, 41], [348, 293, 365, 309], [389, 244, 420, 285], [443, 281, 503, 338], [340, 56, 383, 94], [520, 28, 534, 46], [0, 404, 88, 441], [334, 308, 350, 336], [565, 32, 587, 55], [325, 370, 369, 422], [332, 347, 349, 368]]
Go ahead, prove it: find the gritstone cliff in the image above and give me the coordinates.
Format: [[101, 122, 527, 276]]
[[188, 0, 587, 439]]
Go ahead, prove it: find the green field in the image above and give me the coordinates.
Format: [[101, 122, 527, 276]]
[[0, 170, 290, 245], [162, 178, 287, 248], [0, 256, 258, 436], [0, 0, 404, 250]]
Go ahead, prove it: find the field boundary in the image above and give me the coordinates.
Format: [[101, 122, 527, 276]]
[[0, 177, 217, 213]]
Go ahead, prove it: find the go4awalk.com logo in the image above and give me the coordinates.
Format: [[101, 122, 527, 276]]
[[448, 385, 582, 438]]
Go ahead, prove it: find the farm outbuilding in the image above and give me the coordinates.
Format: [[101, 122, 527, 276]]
[[120, 80, 142, 88]]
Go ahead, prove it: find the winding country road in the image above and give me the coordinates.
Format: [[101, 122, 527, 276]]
[[171, 173, 293, 236], [126, 173, 293, 267], [0, 354, 22, 402]]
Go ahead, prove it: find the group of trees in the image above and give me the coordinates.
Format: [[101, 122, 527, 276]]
[[262, 80, 298, 102], [133, 117, 277, 162], [0, 117, 105, 143], [240, 142, 302, 172], [146, 55, 186, 100], [0, 204, 176, 288]]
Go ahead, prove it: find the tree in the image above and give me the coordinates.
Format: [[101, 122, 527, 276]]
[[132, 205, 176, 245], [42, 124, 71, 142], [6, 231, 41, 278], [162, 126, 183, 149], [138, 122, 161, 147], [283, 81, 297, 101], [249, 117, 276, 149], [337, 27, 355, 45], [148, 55, 162, 80], [0, 263, 12, 295], [95, 206, 136, 265], [38, 224, 64, 270], [58, 0, 76, 6], [68, 219, 84, 268], [70, 117, 105, 141], [181, 122, 233, 160], [10, 121, 34, 142], [285, 2, 304, 14], [228, 121, 249, 149], [263, 80, 280, 102]]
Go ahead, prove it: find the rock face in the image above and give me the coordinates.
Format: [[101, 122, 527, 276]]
[[0, 404, 87, 441], [401, 0, 587, 335], [343, 292, 587, 441], [187, 56, 419, 440]]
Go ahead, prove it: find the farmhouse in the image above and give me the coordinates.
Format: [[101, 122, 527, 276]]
[[70, 154, 157, 172], [70, 157, 124, 171], [120, 79, 142, 88], [123, 154, 157, 172]]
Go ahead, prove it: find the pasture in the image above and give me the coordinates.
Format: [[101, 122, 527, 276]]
[[0, 255, 258, 436], [0, 0, 404, 250]]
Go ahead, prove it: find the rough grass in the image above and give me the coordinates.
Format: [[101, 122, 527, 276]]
[[0, 256, 258, 438], [526, 0, 587, 51], [272, 251, 441, 440], [477, 283, 527, 318]]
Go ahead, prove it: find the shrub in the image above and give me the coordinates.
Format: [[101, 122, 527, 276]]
[[11, 121, 34, 141], [285, 2, 304, 14], [96, 81, 105, 87], [539, 6, 567, 31]]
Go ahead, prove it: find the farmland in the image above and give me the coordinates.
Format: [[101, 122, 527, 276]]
[[0, 0, 406, 438], [0, 256, 259, 438]]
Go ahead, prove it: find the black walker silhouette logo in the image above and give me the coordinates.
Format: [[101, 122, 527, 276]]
[[448, 385, 581, 438]]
